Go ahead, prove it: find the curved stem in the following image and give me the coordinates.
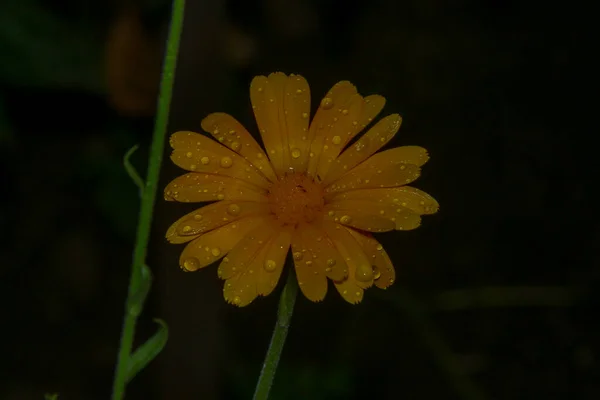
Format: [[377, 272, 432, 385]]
[[111, 1, 185, 399], [253, 267, 298, 400]]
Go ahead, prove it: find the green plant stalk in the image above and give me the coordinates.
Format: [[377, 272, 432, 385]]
[[253, 267, 298, 400], [111, 1, 185, 399]]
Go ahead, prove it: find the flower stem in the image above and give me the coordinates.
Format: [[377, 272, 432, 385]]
[[111, 1, 185, 399], [253, 267, 298, 400]]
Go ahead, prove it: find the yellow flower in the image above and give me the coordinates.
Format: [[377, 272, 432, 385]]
[[164, 72, 438, 306]]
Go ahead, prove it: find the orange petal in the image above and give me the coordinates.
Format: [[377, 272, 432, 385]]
[[164, 173, 268, 203], [312, 95, 386, 182], [250, 73, 311, 177], [219, 220, 282, 306], [293, 222, 348, 282], [323, 114, 403, 185], [322, 222, 375, 304], [201, 112, 277, 182], [325, 199, 422, 231], [328, 186, 439, 215], [305, 82, 357, 178], [325, 163, 421, 195], [165, 200, 270, 244], [256, 227, 292, 296], [291, 224, 336, 302], [178, 216, 266, 271], [169, 131, 270, 189], [347, 230, 396, 289]]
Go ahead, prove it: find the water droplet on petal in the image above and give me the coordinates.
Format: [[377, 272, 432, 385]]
[[340, 215, 352, 224], [217, 194, 225, 200], [320, 97, 334, 109], [211, 248, 221, 257], [376, 244, 383, 251], [201, 156, 210, 165], [373, 266, 381, 279], [302, 112, 309, 119], [182, 225, 192, 233], [291, 148, 301, 159], [264, 259, 277, 272], [186, 152, 193, 158], [194, 214, 203, 220], [355, 264, 373, 282], [332, 135, 342, 145], [220, 157, 233, 168], [231, 141, 241, 151], [327, 259, 337, 267], [227, 204, 241, 216], [183, 257, 200, 271], [293, 251, 303, 261], [232, 296, 241, 305]]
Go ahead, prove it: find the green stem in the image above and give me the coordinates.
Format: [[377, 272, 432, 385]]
[[111, 1, 185, 399], [253, 267, 299, 400]]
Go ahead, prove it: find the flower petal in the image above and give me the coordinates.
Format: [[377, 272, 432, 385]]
[[347, 230, 396, 289], [292, 224, 340, 302], [250, 73, 310, 177], [165, 200, 270, 244], [201, 112, 277, 182], [256, 227, 292, 296], [322, 114, 403, 185], [220, 220, 283, 306], [169, 131, 270, 189], [328, 186, 439, 215], [178, 216, 266, 271], [293, 222, 348, 282], [325, 163, 421, 195], [322, 223, 375, 304], [311, 95, 387, 182], [164, 173, 269, 203], [325, 199, 422, 231]]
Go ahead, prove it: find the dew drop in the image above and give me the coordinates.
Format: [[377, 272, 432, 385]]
[[186, 152, 193, 158], [200, 156, 210, 165], [217, 194, 225, 200], [293, 251, 303, 260], [341, 109, 349, 115], [332, 135, 342, 145], [373, 266, 381, 279], [320, 97, 334, 110], [340, 215, 352, 224], [211, 247, 221, 257], [264, 259, 277, 272], [355, 264, 374, 282], [302, 112, 309, 119], [182, 257, 200, 272], [220, 157, 233, 168], [231, 141, 241, 151], [194, 214, 203, 221], [227, 204, 241, 216], [232, 296, 242, 305], [327, 259, 336, 267], [376, 244, 383, 251], [291, 148, 301, 159]]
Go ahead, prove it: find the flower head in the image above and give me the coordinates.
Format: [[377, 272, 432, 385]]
[[165, 72, 438, 306]]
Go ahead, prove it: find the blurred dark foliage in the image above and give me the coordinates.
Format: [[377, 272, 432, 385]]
[[0, 0, 597, 399]]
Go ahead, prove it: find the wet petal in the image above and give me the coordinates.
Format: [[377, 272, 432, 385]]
[[165, 200, 270, 243], [323, 114, 403, 185], [328, 186, 439, 215], [256, 227, 292, 296], [201, 112, 277, 182], [169, 131, 270, 189], [311, 95, 386, 182], [164, 173, 268, 203], [325, 163, 421, 195], [178, 216, 266, 271], [220, 220, 282, 306], [322, 222, 374, 304], [325, 199, 422, 231], [250, 73, 310, 177], [347, 230, 396, 289], [294, 222, 348, 282]]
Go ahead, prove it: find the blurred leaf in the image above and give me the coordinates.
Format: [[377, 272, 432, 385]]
[[44, 394, 59, 400], [126, 319, 168, 383]]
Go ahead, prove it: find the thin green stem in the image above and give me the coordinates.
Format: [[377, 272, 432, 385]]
[[253, 268, 298, 400], [111, 1, 185, 399]]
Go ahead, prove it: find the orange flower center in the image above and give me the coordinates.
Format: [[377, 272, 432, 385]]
[[268, 173, 325, 225]]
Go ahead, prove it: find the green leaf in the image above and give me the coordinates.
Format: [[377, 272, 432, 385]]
[[126, 319, 168, 383]]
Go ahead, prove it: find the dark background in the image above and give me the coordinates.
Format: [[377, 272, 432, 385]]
[[1, 0, 597, 399]]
